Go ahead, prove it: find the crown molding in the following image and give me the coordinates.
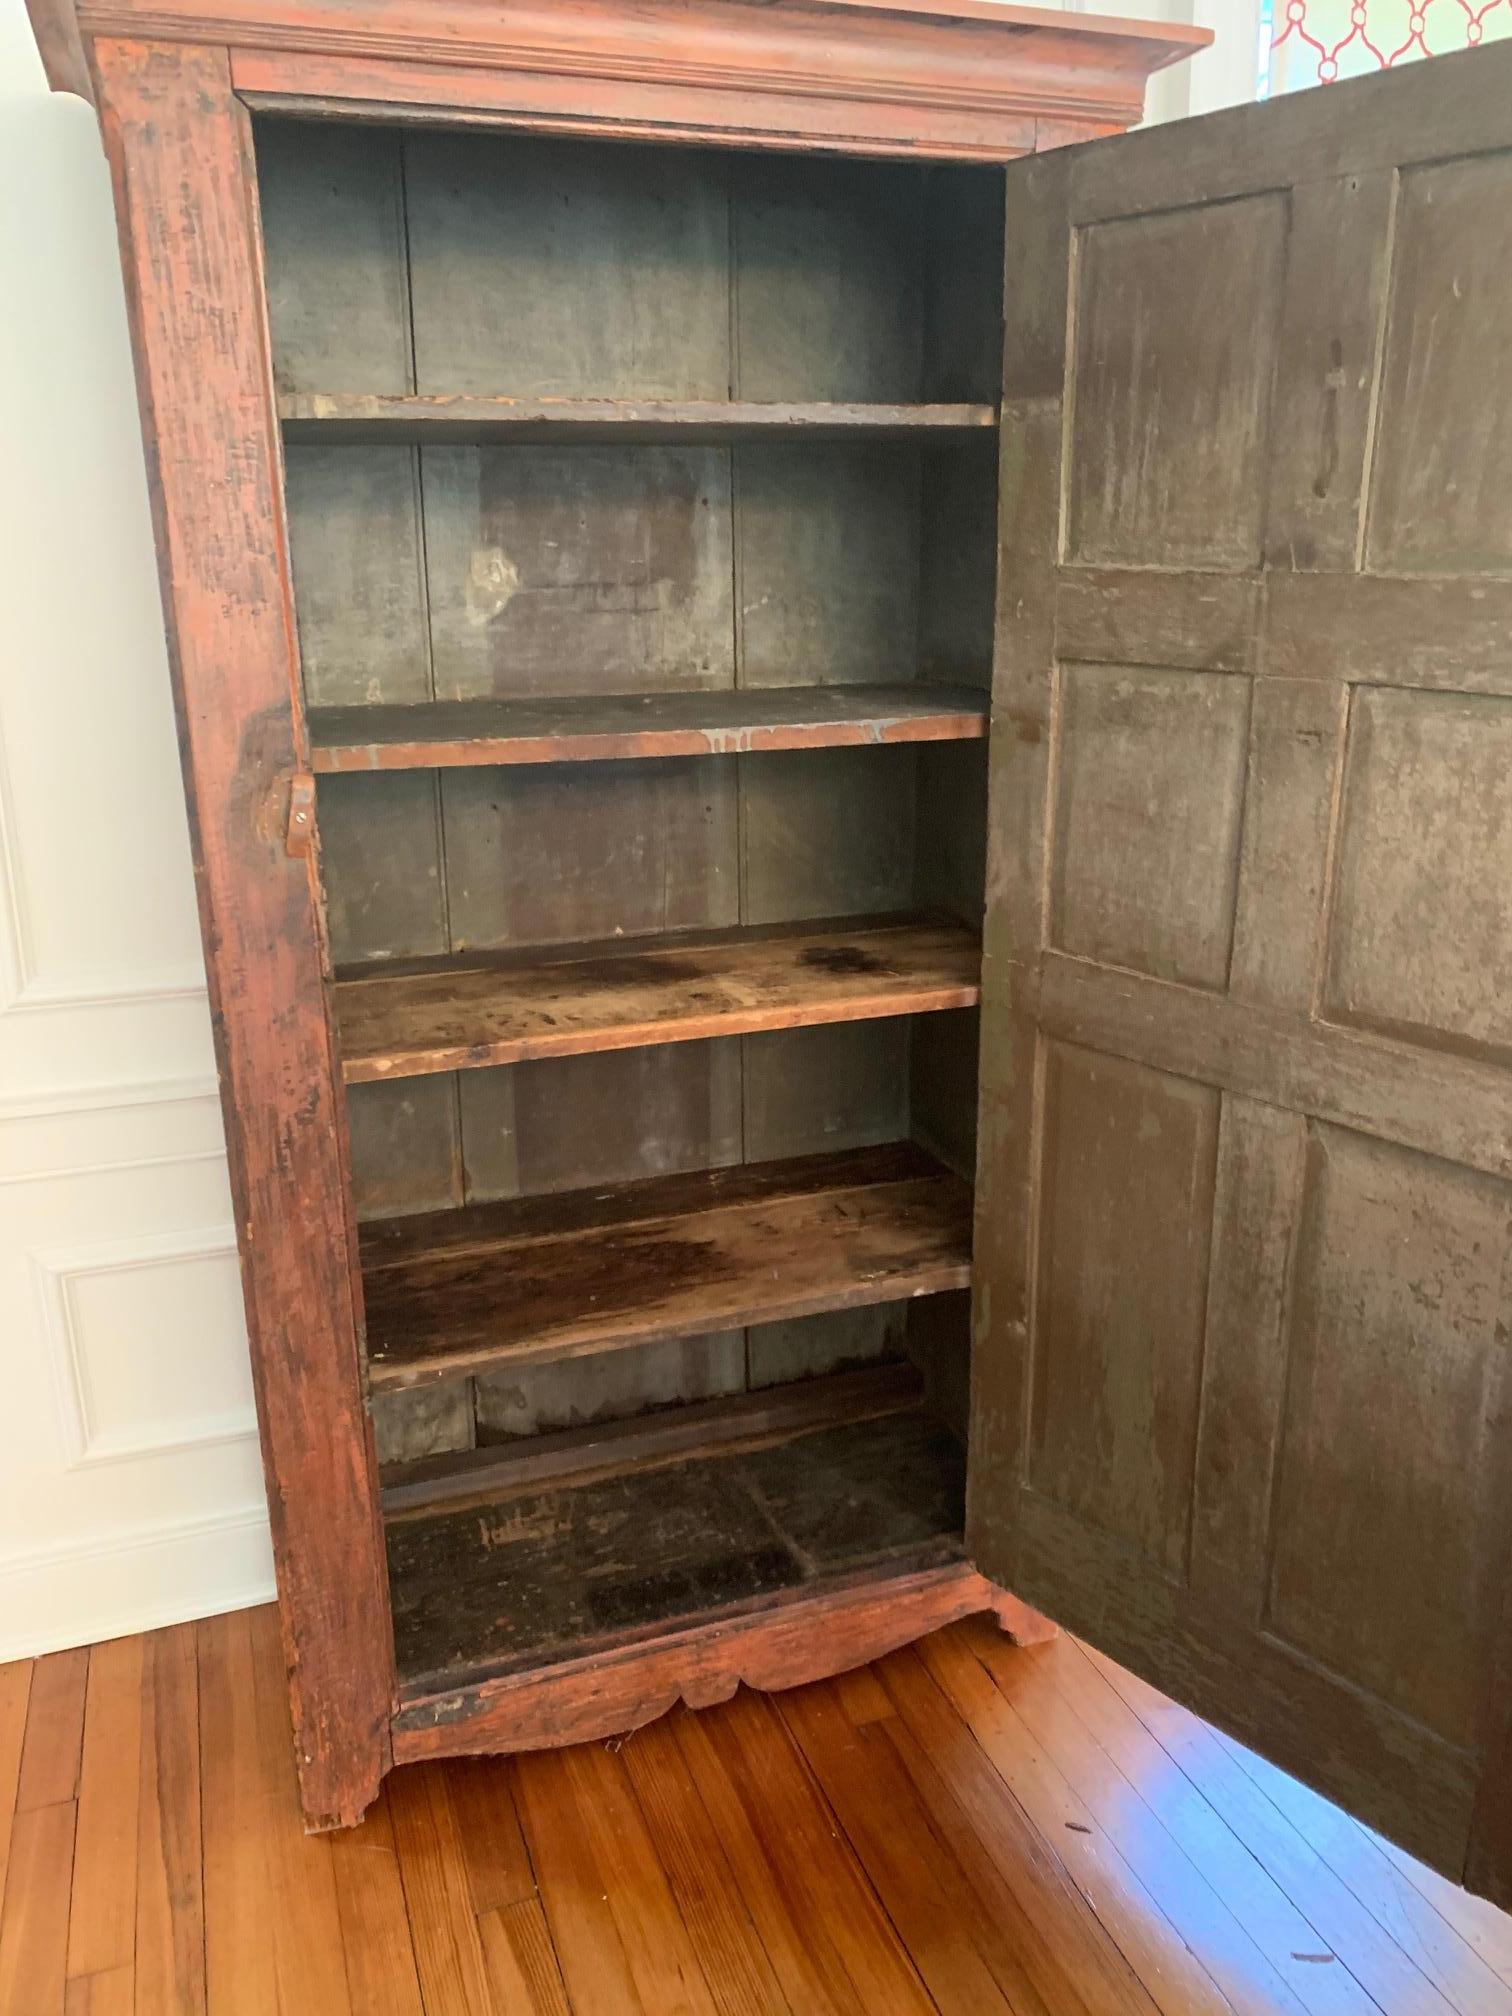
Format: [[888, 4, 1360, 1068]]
[[55, 0, 1208, 157]]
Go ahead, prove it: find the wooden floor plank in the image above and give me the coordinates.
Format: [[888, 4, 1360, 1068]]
[[917, 1623, 1245, 2016], [779, 1677, 1026, 2016], [68, 1634, 144, 1985], [387, 1765, 498, 2016], [478, 1899, 572, 2016], [514, 1747, 648, 2015], [1044, 1638, 1386, 2016], [968, 1622, 1329, 2016], [328, 1788, 425, 2016], [667, 1706, 862, 2016], [28, 1604, 1512, 2016], [873, 1645, 1163, 2016], [559, 1741, 725, 2016], [1371, 1833, 1512, 1995], [199, 1610, 282, 2016], [247, 1608, 354, 2016], [66, 1965, 134, 2016], [309, 683, 988, 773], [1204, 1717, 1512, 2016], [0, 1799, 77, 2016], [362, 1143, 971, 1389], [135, 1625, 205, 2016], [16, 1649, 89, 1814], [619, 1713, 794, 2016], [0, 1660, 32, 1915], [684, 1691, 937, 2016], [336, 913, 980, 1083], [442, 1758, 536, 1918], [1084, 1643, 1469, 2016]]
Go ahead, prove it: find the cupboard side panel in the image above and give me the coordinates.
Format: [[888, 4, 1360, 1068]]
[[93, 38, 392, 1827]]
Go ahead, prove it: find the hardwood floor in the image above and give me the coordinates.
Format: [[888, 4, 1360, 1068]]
[[3, 1606, 1510, 2015]]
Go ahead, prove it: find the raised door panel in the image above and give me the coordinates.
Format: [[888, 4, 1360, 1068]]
[[970, 44, 1512, 1908]]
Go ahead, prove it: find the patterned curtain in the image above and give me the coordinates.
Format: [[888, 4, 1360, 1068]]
[[1270, 0, 1512, 88]]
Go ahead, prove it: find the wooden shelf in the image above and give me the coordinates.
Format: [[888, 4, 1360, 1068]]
[[360, 1142, 972, 1391], [380, 1361, 924, 1508], [308, 684, 988, 772], [279, 393, 998, 444], [384, 1378, 966, 1694], [335, 913, 981, 1084]]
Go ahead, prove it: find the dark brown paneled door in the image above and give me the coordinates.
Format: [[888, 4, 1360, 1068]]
[[968, 43, 1512, 1906]]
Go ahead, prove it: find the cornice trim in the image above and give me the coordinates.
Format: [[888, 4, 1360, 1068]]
[[75, 0, 1205, 155]]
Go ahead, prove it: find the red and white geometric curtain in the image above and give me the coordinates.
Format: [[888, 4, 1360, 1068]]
[[1270, 0, 1512, 87]]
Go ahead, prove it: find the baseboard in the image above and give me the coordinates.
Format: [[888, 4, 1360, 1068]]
[[0, 1500, 275, 1661]]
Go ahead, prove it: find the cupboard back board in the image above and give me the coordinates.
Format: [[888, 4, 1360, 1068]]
[[262, 124, 1001, 1465]]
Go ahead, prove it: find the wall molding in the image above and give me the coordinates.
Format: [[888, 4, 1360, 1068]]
[[32, 1223, 255, 1470], [0, 1070, 220, 1125], [0, 1498, 273, 1662], [0, 690, 205, 1016]]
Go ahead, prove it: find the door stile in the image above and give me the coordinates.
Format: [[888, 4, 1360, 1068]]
[[967, 146, 1072, 1588], [92, 35, 393, 1828]]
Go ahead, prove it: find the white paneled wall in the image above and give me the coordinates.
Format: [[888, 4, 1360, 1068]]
[[0, 2, 274, 1658], [0, 0, 1260, 1661]]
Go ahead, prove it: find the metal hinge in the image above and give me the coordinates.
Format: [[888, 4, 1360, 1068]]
[[286, 772, 316, 858]]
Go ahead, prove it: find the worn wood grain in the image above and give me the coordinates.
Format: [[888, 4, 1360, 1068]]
[[22, 0, 94, 98], [308, 685, 988, 771], [280, 394, 995, 441], [390, 1560, 1025, 1764], [94, 39, 390, 1829], [561, 1741, 725, 2014], [361, 1143, 969, 1389], [974, 69, 1512, 1909], [337, 915, 980, 1082], [385, 1363, 922, 1510], [405, 130, 729, 401], [65, 0, 1205, 1845], [255, 119, 411, 396], [214, 1, 1199, 164], [386, 1404, 967, 1690]]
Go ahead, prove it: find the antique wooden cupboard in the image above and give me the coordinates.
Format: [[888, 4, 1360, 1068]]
[[28, 0, 1512, 1904]]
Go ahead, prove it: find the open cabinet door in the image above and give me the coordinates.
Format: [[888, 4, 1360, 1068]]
[[969, 43, 1512, 1905]]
